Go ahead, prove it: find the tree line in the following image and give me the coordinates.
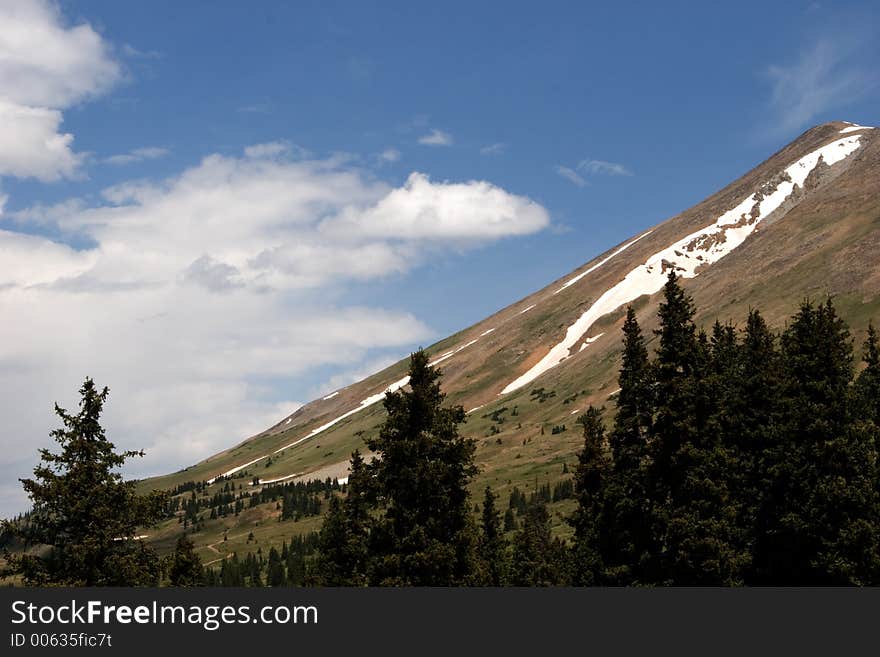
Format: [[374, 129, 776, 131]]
[[3, 271, 878, 586], [312, 272, 880, 586]]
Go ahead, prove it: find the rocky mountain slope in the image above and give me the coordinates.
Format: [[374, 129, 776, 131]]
[[141, 120, 880, 556]]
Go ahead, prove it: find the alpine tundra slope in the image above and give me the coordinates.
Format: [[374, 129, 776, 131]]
[[141, 121, 880, 560]]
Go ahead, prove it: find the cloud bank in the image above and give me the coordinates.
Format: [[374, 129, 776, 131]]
[[0, 147, 550, 515], [0, 0, 120, 181]]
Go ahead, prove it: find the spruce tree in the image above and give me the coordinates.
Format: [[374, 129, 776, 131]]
[[569, 406, 609, 585], [266, 546, 286, 587], [611, 307, 653, 469], [2, 378, 167, 585], [645, 272, 699, 583], [735, 309, 782, 582], [168, 534, 204, 586], [366, 350, 479, 585], [650, 271, 700, 495], [478, 486, 508, 586], [757, 300, 879, 584], [511, 500, 567, 586], [854, 324, 880, 426], [606, 307, 653, 584], [315, 450, 371, 585], [648, 273, 743, 584]]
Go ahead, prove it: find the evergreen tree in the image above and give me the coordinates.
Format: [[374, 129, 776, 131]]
[[650, 271, 700, 498], [365, 350, 479, 585], [503, 508, 518, 532], [168, 534, 204, 586], [569, 407, 609, 585], [511, 500, 567, 586], [478, 486, 508, 586], [606, 307, 653, 584], [648, 273, 743, 584], [854, 324, 880, 426], [2, 379, 167, 585], [644, 272, 700, 583], [733, 310, 782, 582], [756, 300, 879, 584], [266, 547, 285, 587], [611, 306, 653, 469], [314, 450, 371, 585]]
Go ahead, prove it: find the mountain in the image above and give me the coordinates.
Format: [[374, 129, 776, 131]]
[[142, 120, 880, 557]]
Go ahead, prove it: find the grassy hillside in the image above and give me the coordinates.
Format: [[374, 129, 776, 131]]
[[134, 121, 880, 563]]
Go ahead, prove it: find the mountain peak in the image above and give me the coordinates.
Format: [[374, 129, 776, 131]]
[[150, 121, 880, 496]]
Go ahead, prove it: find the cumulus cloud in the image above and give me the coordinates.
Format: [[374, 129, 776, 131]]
[[0, 100, 81, 180], [556, 165, 587, 188], [418, 129, 453, 146], [0, 147, 550, 516], [322, 172, 549, 241], [0, 0, 120, 181]]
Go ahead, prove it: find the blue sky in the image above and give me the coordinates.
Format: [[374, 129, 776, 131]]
[[1, 0, 877, 515]]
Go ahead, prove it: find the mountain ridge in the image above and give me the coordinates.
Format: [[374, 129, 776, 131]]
[[144, 120, 879, 504]]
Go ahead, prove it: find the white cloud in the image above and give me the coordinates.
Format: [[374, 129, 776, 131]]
[[765, 38, 874, 135], [243, 141, 302, 159], [309, 355, 399, 399], [418, 129, 453, 146], [103, 147, 170, 166], [480, 143, 506, 156], [121, 43, 162, 59], [0, 148, 550, 515], [578, 158, 632, 176], [556, 165, 587, 188], [378, 148, 401, 163], [321, 172, 549, 241], [0, 0, 120, 181], [0, 100, 81, 180]]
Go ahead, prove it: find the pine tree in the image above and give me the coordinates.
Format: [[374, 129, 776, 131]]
[[366, 350, 479, 585], [511, 500, 567, 586], [168, 534, 204, 586], [647, 273, 743, 584], [503, 508, 518, 532], [756, 300, 879, 584], [606, 306, 653, 584], [2, 379, 167, 585], [266, 547, 285, 587], [569, 406, 609, 585], [650, 271, 700, 497], [733, 310, 782, 582], [612, 307, 653, 470], [854, 324, 880, 426], [478, 486, 508, 586], [315, 450, 372, 585], [645, 272, 700, 583]]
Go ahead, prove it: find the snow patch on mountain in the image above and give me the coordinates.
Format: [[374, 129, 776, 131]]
[[500, 134, 866, 395], [259, 471, 304, 485], [554, 230, 653, 294], [208, 334, 487, 482], [839, 124, 874, 134]]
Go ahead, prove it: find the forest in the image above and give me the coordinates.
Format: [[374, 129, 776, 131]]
[[3, 272, 879, 586]]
